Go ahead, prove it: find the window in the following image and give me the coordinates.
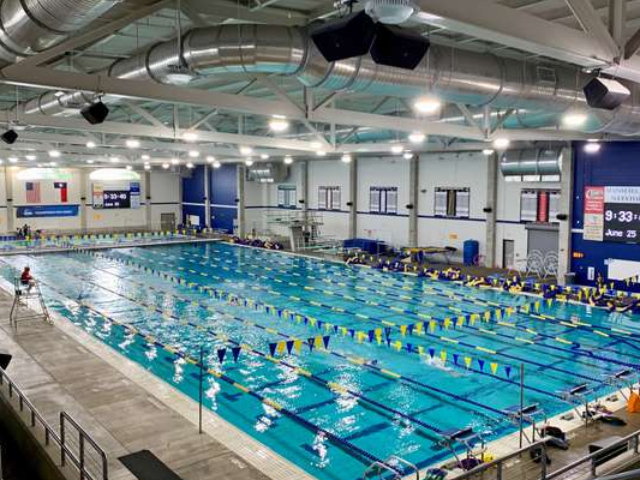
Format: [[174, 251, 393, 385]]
[[369, 187, 398, 214], [318, 186, 341, 211], [520, 189, 561, 223], [277, 185, 297, 209], [434, 187, 470, 218]]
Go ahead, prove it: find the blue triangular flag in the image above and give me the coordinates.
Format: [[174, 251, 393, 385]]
[[323, 336, 330, 349], [231, 346, 241, 362], [368, 330, 375, 342], [505, 366, 512, 379], [286, 340, 295, 355], [269, 343, 277, 356], [429, 348, 435, 358], [308, 338, 315, 351], [453, 353, 459, 365], [217, 348, 227, 363], [477, 359, 485, 372]]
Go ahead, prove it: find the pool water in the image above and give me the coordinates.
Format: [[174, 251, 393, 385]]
[[2, 242, 639, 480]]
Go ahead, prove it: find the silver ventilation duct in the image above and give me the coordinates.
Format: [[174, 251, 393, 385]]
[[16, 23, 640, 136], [0, 0, 118, 65], [246, 162, 288, 183], [500, 148, 563, 177]]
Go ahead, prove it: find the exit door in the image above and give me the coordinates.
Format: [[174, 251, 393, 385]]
[[503, 240, 515, 269]]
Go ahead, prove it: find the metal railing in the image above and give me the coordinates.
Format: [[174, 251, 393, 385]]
[[451, 429, 640, 480], [0, 368, 108, 480]]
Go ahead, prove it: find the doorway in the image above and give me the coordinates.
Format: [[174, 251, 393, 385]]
[[160, 213, 175, 231], [502, 239, 515, 269]]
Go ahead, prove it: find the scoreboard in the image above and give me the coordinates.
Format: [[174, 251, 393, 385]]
[[584, 186, 640, 243]]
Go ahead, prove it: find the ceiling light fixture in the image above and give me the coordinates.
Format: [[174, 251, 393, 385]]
[[269, 115, 290, 133], [144, 164, 151, 170], [162, 163, 170, 169], [260, 153, 270, 160], [493, 138, 510, 149], [141, 154, 150, 160], [213, 160, 221, 169], [562, 111, 588, 128], [408, 132, 426, 144], [245, 159, 254, 167], [86, 159, 95, 164], [403, 152, 413, 160], [284, 155, 294, 165], [25, 154, 37, 161], [8, 157, 18, 163], [391, 145, 404, 154], [584, 141, 601, 154], [482, 148, 495, 156], [171, 158, 180, 165], [110, 156, 120, 163], [182, 132, 198, 142], [239, 146, 253, 156], [188, 150, 200, 158], [413, 96, 441, 115], [125, 139, 140, 149], [86, 141, 96, 149], [206, 156, 216, 163], [49, 150, 61, 158], [126, 165, 133, 171], [316, 150, 327, 157], [186, 162, 195, 169], [341, 154, 352, 164]]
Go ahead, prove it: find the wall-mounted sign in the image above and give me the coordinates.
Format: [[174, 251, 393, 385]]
[[17, 205, 79, 218], [584, 186, 640, 243], [92, 181, 141, 210]]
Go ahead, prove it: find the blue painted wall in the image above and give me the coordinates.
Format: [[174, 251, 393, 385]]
[[572, 141, 640, 290], [182, 166, 207, 227], [210, 164, 238, 233]]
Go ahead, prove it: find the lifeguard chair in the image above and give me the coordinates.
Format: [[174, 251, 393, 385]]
[[9, 276, 51, 328]]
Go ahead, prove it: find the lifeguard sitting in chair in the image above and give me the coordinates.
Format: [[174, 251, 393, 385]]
[[20, 267, 36, 293]]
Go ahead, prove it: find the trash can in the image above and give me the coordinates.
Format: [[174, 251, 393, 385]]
[[463, 240, 479, 266]]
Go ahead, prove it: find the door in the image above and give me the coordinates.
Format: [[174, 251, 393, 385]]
[[527, 227, 559, 258], [160, 213, 175, 231], [503, 239, 515, 269]]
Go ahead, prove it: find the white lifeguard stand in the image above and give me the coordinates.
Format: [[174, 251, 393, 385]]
[[10, 277, 51, 328]]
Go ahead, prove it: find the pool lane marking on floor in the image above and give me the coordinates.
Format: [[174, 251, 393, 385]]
[[142, 248, 639, 356], [61, 252, 596, 402], [94, 249, 640, 376]]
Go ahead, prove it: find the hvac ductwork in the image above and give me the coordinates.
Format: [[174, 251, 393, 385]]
[[500, 148, 563, 177], [0, 0, 117, 65], [17, 23, 640, 136]]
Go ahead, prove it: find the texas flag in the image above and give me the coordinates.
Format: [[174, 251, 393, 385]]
[[54, 182, 68, 203]]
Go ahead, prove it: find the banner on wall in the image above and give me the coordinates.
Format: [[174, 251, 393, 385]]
[[17, 205, 79, 218], [583, 186, 605, 241]]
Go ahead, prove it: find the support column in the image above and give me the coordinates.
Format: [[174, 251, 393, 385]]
[[557, 146, 574, 285], [408, 155, 419, 247], [300, 160, 309, 220], [484, 152, 499, 267], [5, 167, 13, 234], [177, 169, 184, 227], [79, 169, 88, 232], [204, 165, 211, 229], [144, 170, 152, 230], [348, 157, 358, 239], [237, 165, 246, 237]]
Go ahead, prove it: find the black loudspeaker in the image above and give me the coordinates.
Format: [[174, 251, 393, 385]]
[[556, 213, 568, 221], [406, 204, 414, 210], [583, 77, 630, 110], [0, 350, 12, 370], [80, 101, 110, 125], [310, 11, 376, 62], [1, 129, 18, 144], [370, 24, 429, 70], [483, 207, 493, 213]]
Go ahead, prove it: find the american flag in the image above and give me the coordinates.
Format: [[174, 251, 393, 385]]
[[26, 181, 41, 204]]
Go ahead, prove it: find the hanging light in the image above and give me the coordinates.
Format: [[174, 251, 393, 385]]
[[110, 156, 120, 163], [408, 132, 426, 143], [413, 96, 441, 114], [239, 146, 253, 156], [49, 149, 61, 158], [86, 141, 96, 149], [186, 162, 195, 168], [562, 110, 588, 128], [144, 164, 151, 170], [171, 158, 180, 165], [141, 154, 150, 160], [269, 115, 289, 133], [341, 154, 352, 164], [245, 159, 254, 167], [482, 149, 495, 156], [182, 132, 198, 142], [125, 139, 140, 149], [86, 159, 95, 164], [283, 155, 294, 165], [126, 165, 133, 170], [493, 138, 510, 149], [391, 145, 404, 154], [213, 160, 221, 168], [403, 152, 413, 160], [316, 150, 327, 157], [206, 155, 216, 163], [584, 140, 601, 154], [162, 162, 170, 169], [188, 150, 200, 158], [260, 153, 270, 160]]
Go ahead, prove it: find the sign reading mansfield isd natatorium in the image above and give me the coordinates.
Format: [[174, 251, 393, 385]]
[[584, 186, 640, 243]]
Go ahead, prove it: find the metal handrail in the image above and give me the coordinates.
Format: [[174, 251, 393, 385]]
[[449, 438, 550, 480], [61, 413, 108, 480], [0, 368, 108, 480]]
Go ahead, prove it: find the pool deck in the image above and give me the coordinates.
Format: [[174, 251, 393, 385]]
[[0, 288, 314, 480]]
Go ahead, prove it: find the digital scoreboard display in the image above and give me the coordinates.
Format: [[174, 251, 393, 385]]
[[102, 190, 131, 209], [584, 186, 640, 243], [604, 204, 640, 242]]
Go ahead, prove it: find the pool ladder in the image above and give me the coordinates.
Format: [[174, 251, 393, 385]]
[[363, 455, 419, 480]]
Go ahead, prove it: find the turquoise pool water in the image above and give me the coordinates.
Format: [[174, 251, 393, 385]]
[[1, 242, 639, 480]]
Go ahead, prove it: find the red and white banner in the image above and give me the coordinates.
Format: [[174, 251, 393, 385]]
[[583, 186, 604, 241]]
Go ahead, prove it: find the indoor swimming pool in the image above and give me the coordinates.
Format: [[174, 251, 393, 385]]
[[1, 242, 639, 480]]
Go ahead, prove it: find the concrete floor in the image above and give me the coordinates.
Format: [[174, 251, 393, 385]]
[[2, 274, 640, 480]]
